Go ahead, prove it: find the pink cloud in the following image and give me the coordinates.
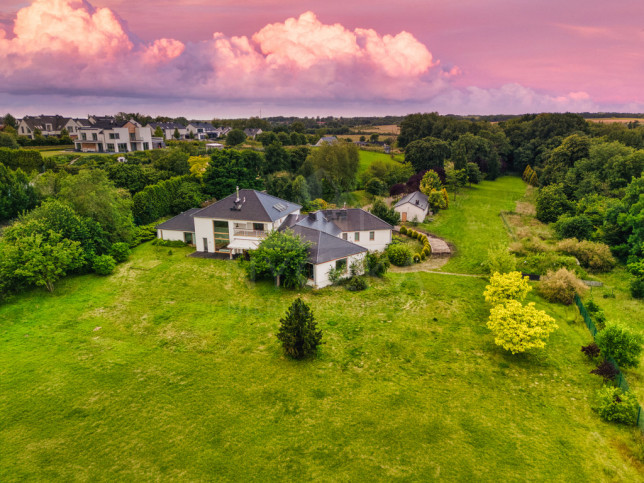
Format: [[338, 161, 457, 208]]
[[142, 38, 185, 63]]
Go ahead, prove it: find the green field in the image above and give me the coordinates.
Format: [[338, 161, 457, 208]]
[[419, 177, 526, 274], [37, 150, 111, 159], [1, 176, 643, 481], [357, 149, 404, 177]]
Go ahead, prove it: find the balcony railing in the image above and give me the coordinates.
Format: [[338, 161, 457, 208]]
[[233, 229, 267, 238]]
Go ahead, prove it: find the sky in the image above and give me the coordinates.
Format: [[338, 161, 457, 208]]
[[1, 0, 643, 118]]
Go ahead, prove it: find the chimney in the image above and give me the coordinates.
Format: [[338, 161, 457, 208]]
[[235, 186, 240, 202]]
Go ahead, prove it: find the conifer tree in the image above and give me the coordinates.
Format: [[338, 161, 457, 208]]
[[277, 298, 322, 359]]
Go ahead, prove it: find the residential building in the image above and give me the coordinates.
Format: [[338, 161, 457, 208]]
[[147, 122, 189, 140], [243, 128, 263, 139], [17, 115, 76, 139], [74, 119, 156, 153], [186, 122, 217, 140], [315, 136, 339, 146], [213, 127, 232, 138], [394, 191, 430, 223], [156, 189, 393, 288]]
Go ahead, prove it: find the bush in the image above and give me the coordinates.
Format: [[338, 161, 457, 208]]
[[413, 253, 421, 263], [595, 324, 643, 368], [520, 252, 584, 277], [277, 298, 322, 359], [346, 276, 368, 291], [399, 226, 407, 235], [581, 342, 601, 359], [109, 242, 131, 263], [92, 255, 116, 275], [484, 247, 517, 274], [553, 215, 594, 240], [539, 268, 588, 304], [386, 244, 413, 266], [484, 271, 532, 305], [585, 300, 607, 330], [536, 183, 572, 223], [151, 239, 186, 247], [365, 251, 390, 277], [593, 386, 639, 425], [590, 359, 619, 382], [422, 246, 431, 258], [630, 277, 644, 299], [556, 238, 616, 272], [327, 267, 345, 285], [420, 251, 426, 261]]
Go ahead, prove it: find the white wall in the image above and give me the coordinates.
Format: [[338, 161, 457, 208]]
[[341, 229, 391, 252], [394, 203, 428, 223], [312, 252, 366, 289], [194, 217, 215, 252], [157, 229, 189, 242]]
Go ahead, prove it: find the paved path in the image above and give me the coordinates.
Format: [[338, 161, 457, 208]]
[[394, 226, 451, 256]]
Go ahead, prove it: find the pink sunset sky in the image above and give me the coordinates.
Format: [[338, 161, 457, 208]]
[[1, 0, 643, 118]]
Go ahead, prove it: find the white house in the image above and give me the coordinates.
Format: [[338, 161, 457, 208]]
[[75, 120, 155, 153], [147, 122, 189, 140], [394, 191, 430, 223], [155, 208, 199, 244], [243, 128, 263, 139], [187, 122, 217, 140], [156, 189, 393, 289], [18, 115, 76, 139]]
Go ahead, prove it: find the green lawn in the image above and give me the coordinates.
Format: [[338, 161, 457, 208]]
[[419, 177, 526, 274], [1, 241, 643, 480], [357, 150, 404, 178], [38, 150, 111, 159]]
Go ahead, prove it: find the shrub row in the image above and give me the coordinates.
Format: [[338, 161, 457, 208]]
[[0, 147, 44, 172]]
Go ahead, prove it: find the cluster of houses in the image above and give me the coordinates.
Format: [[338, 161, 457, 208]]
[[156, 188, 394, 288], [16, 114, 237, 153]]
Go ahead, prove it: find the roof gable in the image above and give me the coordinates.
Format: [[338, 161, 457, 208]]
[[194, 189, 300, 222], [289, 226, 366, 264], [155, 208, 200, 231], [394, 191, 429, 210], [321, 208, 392, 232]]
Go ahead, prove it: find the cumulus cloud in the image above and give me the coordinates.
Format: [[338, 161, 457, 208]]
[[0, 0, 629, 114]]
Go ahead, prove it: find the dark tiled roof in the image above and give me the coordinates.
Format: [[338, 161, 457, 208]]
[[149, 122, 187, 130], [194, 190, 300, 222], [155, 208, 200, 231], [74, 118, 92, 127], [22, 115, 71, 131], [395, 191, 429, 210], [289, 226, 366, 264], [294, 211, 343, 236], [189, 122, 215, 130], [321, 208, 392, 232], [315, 136, 338, 145]]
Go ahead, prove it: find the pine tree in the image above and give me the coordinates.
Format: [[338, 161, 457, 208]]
[[277, 298, 322, 359], [529, 171, 539, 187]]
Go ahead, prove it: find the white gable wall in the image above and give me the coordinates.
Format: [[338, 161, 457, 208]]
[[394, 202, 428, 223], [341, 229, 391, 252], [311, 252, 366, 289]]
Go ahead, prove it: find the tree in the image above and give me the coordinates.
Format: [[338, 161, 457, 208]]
[[0, 132, 18, 148], [226, 129, 247, 146], [302, 142, 359, 200], [444, 162, 467, 200], [538, 268, 588, 304], [0, 163, 38, 221], [202, 149, 264, 200], [487, 300, 558, 354], [553, 215, 594, 240], [419, 170, 443, 196], [535, 183, 573, 223], [405, 137, 450, 171], [369, 198, 400, 226], [595, 324, 643, 368], [59, 170, 135, 243], [246, 229, 312, 288], [370, 133, 380, 143], [9, 231, 83, 292], [3, 113, 17, 129], [484, 271, 532, 306], [365, 177, 387, 197], [466, 162, 482, 186], [265, 141, 289, 173], [153, 126, 164, 138], [173, 128, 180, 140], [152, 148, 190, 175], [277, 298, 322, 359], [291, 175, 310, 206]]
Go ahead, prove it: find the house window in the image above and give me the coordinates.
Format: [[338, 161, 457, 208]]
[[92, 133, 98, 141], [370, 231, 375, 241], [130, 133, 136, 141], [109, 133, 120, 140], [354, 232, 360, 242], [68, 126, 74, 132], [143, 142, 150, 150], [253, 223, 264, 232], [45, 124, 52, 131], [106, 143, 115, 152], [184, 232, 194, 244], [342, 233, 347, 240], [21, 127, 24, 133], [118, 143, 128, 152], [336, 259, 347, 273], [81, 133, 87, 140]]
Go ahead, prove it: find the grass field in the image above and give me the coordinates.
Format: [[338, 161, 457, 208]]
[[2, 176, 643, 481], [357, 150, 405, 178], [419, 177, 526, 274], [37, 150, 111, 159]]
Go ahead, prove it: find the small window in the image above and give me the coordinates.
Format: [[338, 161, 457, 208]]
[[354, 232, 360, 242], [92, 133, 98, 141], [336, 259, 347, 273], [118, 143, 128, 152], [81, 133, 87, 140], [305, 263, 314, 280], [106, 143, 115, 152], [253, 223, 264, 231], [130, 133, 136, 141], [370, 231, 375, 241], [143, 142, 150, 150], [342, 233, 347, 240]]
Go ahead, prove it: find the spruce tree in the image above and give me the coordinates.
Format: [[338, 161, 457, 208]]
[[277, 298, 322, 359]]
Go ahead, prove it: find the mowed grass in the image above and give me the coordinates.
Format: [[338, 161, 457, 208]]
[[1, 242, 643, 481], [357, 150, 404, 178], [420, 177, 526, 274]]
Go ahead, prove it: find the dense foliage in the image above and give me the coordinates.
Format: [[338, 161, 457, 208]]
[[276, 297, 322, 359], [595, 324, 643, 368]]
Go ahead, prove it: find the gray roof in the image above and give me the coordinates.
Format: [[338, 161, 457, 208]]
[[189, 122, 215, 130], [394, 191, 429, 210], [149, 122, 187, 130], [294, 211, 343, 236], [194, 189, 300, 222], [288, 226, 366, 264], [21, 115, 71, 131], [155, 208, 200, 231], [321, 208, 392, 232], [315, 136, 338, 146]]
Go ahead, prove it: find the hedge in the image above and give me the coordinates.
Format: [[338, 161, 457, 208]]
[[0, 148, 44, 172]]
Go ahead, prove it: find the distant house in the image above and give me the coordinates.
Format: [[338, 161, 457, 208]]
[[17, 115, 76, 139], [394, 191, 430, 223], [186, 122, 217, 140], [147, 122, 189, 140], [243, 128, 263, 139], [213, 127, 232, 138], [315, 136, 338, 146], [74, 119, 156, 153], [156, 188, 393, 288]]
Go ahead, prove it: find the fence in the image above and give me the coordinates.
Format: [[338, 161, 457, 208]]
[[574, 294, 644, 431]]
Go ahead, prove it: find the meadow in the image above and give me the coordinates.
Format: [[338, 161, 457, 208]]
[[1, 177, 643, 481]]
